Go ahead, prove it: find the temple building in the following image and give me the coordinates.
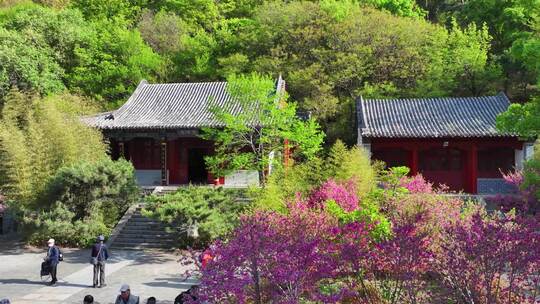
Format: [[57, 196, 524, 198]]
[[83, 78, 286, 186], [357, 93, 535, 194]]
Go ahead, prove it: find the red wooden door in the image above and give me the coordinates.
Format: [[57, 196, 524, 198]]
[[419, 148, 466, 191]]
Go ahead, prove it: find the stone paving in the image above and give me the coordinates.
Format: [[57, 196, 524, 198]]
[[0, 241, 197, 304]]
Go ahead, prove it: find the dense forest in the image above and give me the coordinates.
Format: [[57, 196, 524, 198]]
[[0, 0, 539, 143]]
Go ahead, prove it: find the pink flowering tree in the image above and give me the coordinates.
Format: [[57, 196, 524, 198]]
[[194, 205, 341, 303], [434, 211, 540, 303], [308, 179, 359, 211], [309, 179, 391, 240], [400, 174, 435, 194], [370, 214, 434, 304], [488, 170, 539, 215]]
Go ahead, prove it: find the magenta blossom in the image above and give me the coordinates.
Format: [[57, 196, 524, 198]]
[[308, 179, 359, 212]]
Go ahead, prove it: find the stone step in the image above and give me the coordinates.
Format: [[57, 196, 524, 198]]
[[127, 216, 160, 222], [117, 234, 171, 240], [111, 239, 176, 245], [110, 243, 174, 249], [115, 235, 176, 241], [118, 226, 173, 233], [112, 238, 176, 244], [110, 202, 183, 250], [115, 229, 175, 235], [123, 221, 166, 227]]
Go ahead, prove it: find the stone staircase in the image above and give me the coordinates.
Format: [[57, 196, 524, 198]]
[[110, 204, 177, 250], [151, 186, 180, 196]]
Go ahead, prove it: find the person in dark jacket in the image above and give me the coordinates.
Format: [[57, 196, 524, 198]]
[[44, 238, 60, 286], [91, 235, 109, 288]]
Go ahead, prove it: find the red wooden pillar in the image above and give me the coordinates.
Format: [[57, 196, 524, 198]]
[[410, 148, 419, 176], [160, 139, 168, 186], [284, 139, 290, 168], [467, 144, 478, 194], [167, 139, 180, 184]]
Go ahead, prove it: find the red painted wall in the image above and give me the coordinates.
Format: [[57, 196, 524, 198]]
[[121, 137, 216, 185], [370, 137, 522, 193]]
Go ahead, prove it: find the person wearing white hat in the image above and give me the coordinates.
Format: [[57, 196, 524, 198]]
[[115, 284, 139, 304], [44, 238, 60, 286]]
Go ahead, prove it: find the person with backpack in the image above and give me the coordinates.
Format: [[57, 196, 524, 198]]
[[44, 238, 60, 286], [90, 235, 109, 288]]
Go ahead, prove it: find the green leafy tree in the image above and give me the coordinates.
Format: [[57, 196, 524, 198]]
[[325, 140, 376, 197], [202, 73, 325, 186], [417, 20, 501, 97], [497, 97, 540, 138], [138, 10, 185, 55], [244, 3, 496, 142], [70, 0, 147, 22], [148, 0, 220, 29], [68, 19, 163, 108], [510, 21, 540, 91], [0, 90, 107, 207], [360, 0, 426, 17], [0, 28, 65, 100]]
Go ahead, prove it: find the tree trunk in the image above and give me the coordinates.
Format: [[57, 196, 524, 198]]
[[258, 170, 265, 188], [251, 256, 262, 304]]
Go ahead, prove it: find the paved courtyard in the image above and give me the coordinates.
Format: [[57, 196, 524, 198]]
[[0, 240, 197, 304]]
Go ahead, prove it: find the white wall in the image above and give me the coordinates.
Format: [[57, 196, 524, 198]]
[[224, 170, 259, 187]]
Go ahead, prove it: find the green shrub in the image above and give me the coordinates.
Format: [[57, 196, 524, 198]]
[[21, 158, 139, 247], [24, 202, 110, 247], [143, 186, 249, 247], [253, 157, 327, 212], [325, 140, 376, 198], [44, 158, 139, 223], [254, 140, 377, 211]]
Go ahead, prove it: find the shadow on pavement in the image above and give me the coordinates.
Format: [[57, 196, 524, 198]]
[[0, 279, 93, 288], [0, 279, 47, 286], [125, 250, 177, 266], [0, 236, 42, 255], [142, 277, 199, 289]]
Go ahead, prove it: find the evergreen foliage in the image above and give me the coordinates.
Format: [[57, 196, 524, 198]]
[[143, 186, 248, 246]]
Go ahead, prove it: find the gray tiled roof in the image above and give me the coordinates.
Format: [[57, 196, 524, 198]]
[[83, 77, 286, 130], [357, 93, 514, 138]]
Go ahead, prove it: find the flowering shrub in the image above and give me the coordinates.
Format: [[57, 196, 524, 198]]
[[434, 211, 540, 304], [309, 179, 391, 240], [195, 206, 340, 303], [188, 170, 540, 304], [400, 174, 435, 194], [308, 179, 359, 211], [371, 216, 434, 304], [488, 170, 539, 214]]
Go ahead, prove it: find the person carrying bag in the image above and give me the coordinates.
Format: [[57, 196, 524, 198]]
[[90, 235, 109, 288]]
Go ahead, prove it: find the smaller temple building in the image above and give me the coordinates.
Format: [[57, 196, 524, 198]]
[[83, 79, 285, 186], [357, 93, 534, 194]]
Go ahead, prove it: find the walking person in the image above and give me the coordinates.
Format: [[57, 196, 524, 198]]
[[44, 238, 59, 286], [91, 235, 109, 288]]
